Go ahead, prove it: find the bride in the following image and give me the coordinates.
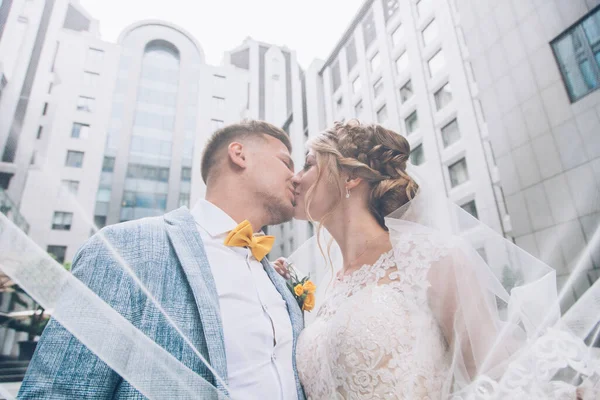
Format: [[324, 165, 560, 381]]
[[276, 119, 599, 399]]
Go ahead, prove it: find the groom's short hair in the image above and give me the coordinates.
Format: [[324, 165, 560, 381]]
[[201, 119, 292, 183]]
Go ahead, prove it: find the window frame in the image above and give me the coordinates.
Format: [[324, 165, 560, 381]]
[[551, 6, 600, 102]]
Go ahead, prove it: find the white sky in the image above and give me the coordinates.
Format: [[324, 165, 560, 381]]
[[79, 0, 367, 68]]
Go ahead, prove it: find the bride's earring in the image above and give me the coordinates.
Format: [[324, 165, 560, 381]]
[[345, 187, 351, 199]]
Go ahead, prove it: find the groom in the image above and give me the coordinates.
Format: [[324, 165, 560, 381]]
[[19, 120, 305, 400]]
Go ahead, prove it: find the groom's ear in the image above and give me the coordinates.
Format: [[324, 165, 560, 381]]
[[228, 142, 247, 170]]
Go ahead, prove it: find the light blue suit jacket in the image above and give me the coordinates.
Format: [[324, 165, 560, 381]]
[[18, 207, 305, 399]]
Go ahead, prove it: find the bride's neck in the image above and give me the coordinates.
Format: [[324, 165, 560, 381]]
[[324, 206, 389, 272]]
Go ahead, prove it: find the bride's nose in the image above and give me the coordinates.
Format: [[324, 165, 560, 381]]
[[291, 172, 302, 186]]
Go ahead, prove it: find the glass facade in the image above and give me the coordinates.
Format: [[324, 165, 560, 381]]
[[121, 40, 181, 222], [552, 7, 600, 101]]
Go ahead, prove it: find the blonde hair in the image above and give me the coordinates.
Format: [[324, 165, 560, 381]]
[[305, 119, 418, 229], [304, 120, 419, 277]]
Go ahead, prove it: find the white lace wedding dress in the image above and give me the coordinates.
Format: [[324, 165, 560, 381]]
[[296, 232, 453, 399]]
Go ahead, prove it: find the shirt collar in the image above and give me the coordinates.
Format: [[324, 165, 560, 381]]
[[190, 199, 238, 238]]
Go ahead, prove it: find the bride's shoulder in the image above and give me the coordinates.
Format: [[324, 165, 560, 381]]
[[389, 225, 461, 254]]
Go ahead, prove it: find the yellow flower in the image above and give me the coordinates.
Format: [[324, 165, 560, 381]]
[[302, 293, 316, 312], [294, 284, 304, 296], [302, 280, 316, 294]]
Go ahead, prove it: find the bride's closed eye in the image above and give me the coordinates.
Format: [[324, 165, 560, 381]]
[[303, 162, 312, 171]]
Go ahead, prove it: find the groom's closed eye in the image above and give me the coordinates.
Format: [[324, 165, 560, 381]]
[[280, 156, 295, 172]]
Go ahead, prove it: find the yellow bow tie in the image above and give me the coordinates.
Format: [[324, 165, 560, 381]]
[[224, 220, 275, 261]]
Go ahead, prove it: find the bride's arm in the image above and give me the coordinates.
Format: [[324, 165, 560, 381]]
[[426, 248, 509, 380]]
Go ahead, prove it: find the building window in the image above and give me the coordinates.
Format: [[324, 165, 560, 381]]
[[346, 37, 358, 71], [428, 50, 446, 77], [416, 0, 432, 17], [213, 96, 225, 111], [370, 52, 381, 72], [434, 82, 453, 110], [87, 48, 104, 65], [551, 7, 600, 102], [48, 82, 53, 94], [122, 191, 167, 210], [422, 19, 439, 47], [71, 122, 90, 138], [405, 111, 419, 134], [383, 0, 400, 21], [354, 99, 364, 116], [410, 144, 425, 165], [400, 80, 413, 103], [181, 167, 191, 182], [61, 180, 79, 194], [52, 212, 73, 230], [37, 126, 43, 139], [42, 102, 48, 115], [373, 78, 384, 98], [179, 193, 190, 208], [392, 24, 403, 47], [83, 71, 99, 88], [47, 245, 67, 263], [336, 96, 344, 111], [395, 52, 409, 75], [102, 156, 115, 172], [362, 11, 377, 49], [96, 188, 111, 203], [331, 60, 341, 93], [449, 158, 469, 187], [211, 119, 224, 131], [76, 96, 95, 112], [213, 74, 226, 90], [94, 215, 107, 229], [461, 200, 479, 219], [126, 164, 170, 182], [65, 150, 84, 168], [441, 119, 461, 147], [352, 76, 362, 94], [377, 104, 388, 123]]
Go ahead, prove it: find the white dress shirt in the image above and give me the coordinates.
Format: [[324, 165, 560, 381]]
[[190, 199, 298, 400]]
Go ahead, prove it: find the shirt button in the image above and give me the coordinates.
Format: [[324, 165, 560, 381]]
[[271, 354, 277, 362]]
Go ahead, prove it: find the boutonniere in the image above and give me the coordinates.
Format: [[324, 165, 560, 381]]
[[284, 262, 316, 312]]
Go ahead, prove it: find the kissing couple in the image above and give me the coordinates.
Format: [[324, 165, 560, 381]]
[[15, 119, 600, 399]]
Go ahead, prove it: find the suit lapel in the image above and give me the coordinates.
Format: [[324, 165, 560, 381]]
[[261, 259, 304, 333], [164, 207, 228, 391], [262, 259, 306, 400]]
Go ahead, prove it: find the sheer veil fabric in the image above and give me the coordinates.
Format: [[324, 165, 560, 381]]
[[1, 165, 599, 399], [288, 167, 600, 399]]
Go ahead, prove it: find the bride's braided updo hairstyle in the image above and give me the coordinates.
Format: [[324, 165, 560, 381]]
[[306, 119, 419, 230]]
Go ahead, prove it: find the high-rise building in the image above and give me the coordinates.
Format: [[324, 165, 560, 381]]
[[4, 2, 308, 263], [457, 0, 600, 310], [225, 39, 311, 258], [303, 0, 508, 282]]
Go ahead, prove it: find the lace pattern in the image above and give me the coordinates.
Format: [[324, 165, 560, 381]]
[[296, 232, 453, 399]]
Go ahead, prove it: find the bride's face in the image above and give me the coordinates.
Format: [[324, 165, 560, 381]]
[[293, 151, 341, 221]]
